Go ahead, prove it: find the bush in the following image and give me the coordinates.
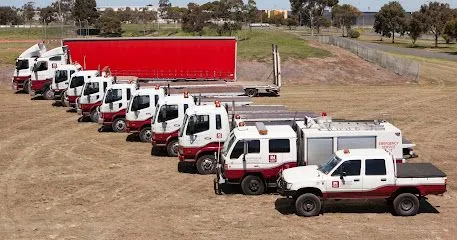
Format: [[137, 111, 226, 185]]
[[349, 29, 360, 38]]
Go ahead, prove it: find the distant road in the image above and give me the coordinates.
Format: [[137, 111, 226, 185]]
[[356, 40, 457, 61]]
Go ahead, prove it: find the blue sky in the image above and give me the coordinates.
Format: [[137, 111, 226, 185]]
[[2, 0, 456, 12]]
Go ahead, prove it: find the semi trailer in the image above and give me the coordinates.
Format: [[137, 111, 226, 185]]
[[278, 149, 446, 217], [214, 114, 418, 195], [12, 43, 47, 93]]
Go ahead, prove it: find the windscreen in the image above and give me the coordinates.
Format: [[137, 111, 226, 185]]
[[223, 133, 236, 156], [16, 59, 29, 70], [131, 95, 150, 111], [318, 155, 342, 175], [83, 82, 99, 96], [33, 61, 48, 72], [55, 70, 68, 83], [105, 88, 122, 103], [70, 76, 85, 88]]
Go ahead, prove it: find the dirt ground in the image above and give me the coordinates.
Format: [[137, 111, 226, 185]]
[[1, 44, 456, 239]]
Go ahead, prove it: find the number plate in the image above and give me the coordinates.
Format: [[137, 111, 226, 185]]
[[77, 109, 82, 115]]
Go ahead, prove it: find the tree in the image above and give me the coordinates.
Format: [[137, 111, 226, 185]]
[[290, 0, 339, 36], [0, 7, 22, 25], [22, 2, 35, 25], [118, 7, 134, 23], [73, 0, 99, 26], [51, 0, 75, 23], [444, 19, 457, 42], [158, 0, 171, 19], [97, 8, 122, 36], [418, 2, 452, 47], [374, 1, 407, 43], [408, 12, 425, 46], [332, 4, 361, 37], [167, 7, 187, 23], [40, 6, 57, 25], [246, 0, 258, 23], [182, 3, 208, 35], [286, 15, 299, 30]]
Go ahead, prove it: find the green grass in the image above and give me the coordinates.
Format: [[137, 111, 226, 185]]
[[0, 25, 77, 40], [0, 42, 60, 65]]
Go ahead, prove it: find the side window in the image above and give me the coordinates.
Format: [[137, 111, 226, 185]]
[[158, 105, 179, 122], [50, 56, 62, 61], [103, 82, 108, 91], [365, 159, 387, 175], [230, 141, 244, 159], [70, 70, 75, 76], [216, 114, 222, 130], [126, 89, 131, 100], [194, 115, 210, 134], [269, 139, 290, 153], [247, 140, 260, 154], [332, 160, 361, 176]]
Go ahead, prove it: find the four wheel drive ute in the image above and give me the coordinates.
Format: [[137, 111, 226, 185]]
[[277, 149, 447, 217]]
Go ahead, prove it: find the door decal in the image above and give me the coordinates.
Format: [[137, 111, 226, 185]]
[[332, 181, 339, 188], [269, 155, 277, 163]]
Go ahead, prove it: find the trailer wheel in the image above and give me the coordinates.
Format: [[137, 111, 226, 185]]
[[166, 139, 179, 157], [112, 118, 127, 133], [90, 109, 99, 123], [245, 89, 258, 97], [43, 86, 54, 100], [393, 193, 419, 216], [295, 193, 322, 217], [139, 127, 152, 143], [241, 175, 265, 195], [196, 155, 217, 175]]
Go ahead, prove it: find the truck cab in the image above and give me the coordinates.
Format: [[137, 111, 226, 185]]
[[77, 76, 113, 122], [66, 70, 100, 108], [98, 83, 137, 132], [178, 102, 231, 174], [12, 43, 46, 93], [30, 46, 68, 100], [126, 86, 165, 142], [215, 123, 298, 195], [51, 64, 82, 104], [151, 93, 195, 157], [278, 149, 447, 217]]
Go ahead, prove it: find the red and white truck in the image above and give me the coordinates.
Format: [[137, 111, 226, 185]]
[[65, 70, 100, 108], [178, 103, 316, 174], [277, 149, 447, 217], [12, 43, 47, 93], [214, 115, 417, 195], [51, 64, 82, 104], [30, 46, 69, 99], [77, 76, 114, 122], [98, 81, 138, 132], [125, 86, 166, 142], [151, 93, 196, 156]]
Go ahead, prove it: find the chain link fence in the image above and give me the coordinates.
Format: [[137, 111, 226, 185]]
[[310, 36, 421, 82]]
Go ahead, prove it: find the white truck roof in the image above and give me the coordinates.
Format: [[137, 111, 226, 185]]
[[57, 64, 81, 71], [41, 46, 66, 58], [109, 83, 135, 89], [296, 118, 401, 134], [186, 104, 222, 116], [335, 149, 391, 160], [135, 88, 165, 95], [234, 125, 295, 140], [74, 70, 99, 77], [19, 43, 46, 58], [158, 94, 194, 105]]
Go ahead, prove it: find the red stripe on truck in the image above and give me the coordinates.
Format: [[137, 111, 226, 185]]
[[179, 142, 224, 163], [100, 109, 127, 125], [126, 118, 152, 133], [323, 184, 447, 199], [31, 79, 51, 91]]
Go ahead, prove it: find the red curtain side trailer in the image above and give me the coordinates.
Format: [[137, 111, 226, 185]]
[[62, 37, 237, 81]]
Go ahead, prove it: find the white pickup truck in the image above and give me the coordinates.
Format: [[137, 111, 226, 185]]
[[277, 149, 447, 217]]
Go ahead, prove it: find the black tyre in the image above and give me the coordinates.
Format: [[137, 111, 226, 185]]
[[90, 109, 99, 123], [43, 86, 54, 100], [393, 193, 420, 216], [166, 139, 179, 157], [295, 193, 322, 217], [139, 127, 152, 143], [245, 89, 258, 97], [112, 118, 127, 133], [196, 155, 217, 175], [23, 80, 30, 94], [241, 175, 265, 195], [61, 91, 68, 107]]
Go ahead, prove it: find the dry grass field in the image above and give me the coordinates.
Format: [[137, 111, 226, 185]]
[[1, 36, 457, 239]]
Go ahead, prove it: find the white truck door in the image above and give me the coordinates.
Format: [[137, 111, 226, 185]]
[[158, 104, 181, 134], [244, 140, 262, 165], [362, 158, 394, 196], [186, 114, 212, 148], [326, 160, 363, 195]]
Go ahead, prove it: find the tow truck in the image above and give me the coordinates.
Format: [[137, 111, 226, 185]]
[[277, 149, 447, 217], [65, 70, 100, 109], [12, 43, 46, 93], [214, 114, 418, 195], [126, 85, 166, 142], [51, 64, 82, 105], [30, 46, 69, 100]]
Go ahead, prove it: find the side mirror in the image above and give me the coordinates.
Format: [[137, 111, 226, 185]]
[[242, 142, 248, 162], [160, 107, 167, 120], [109, 102, 113, 110], [340, 171, 347, 180]]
